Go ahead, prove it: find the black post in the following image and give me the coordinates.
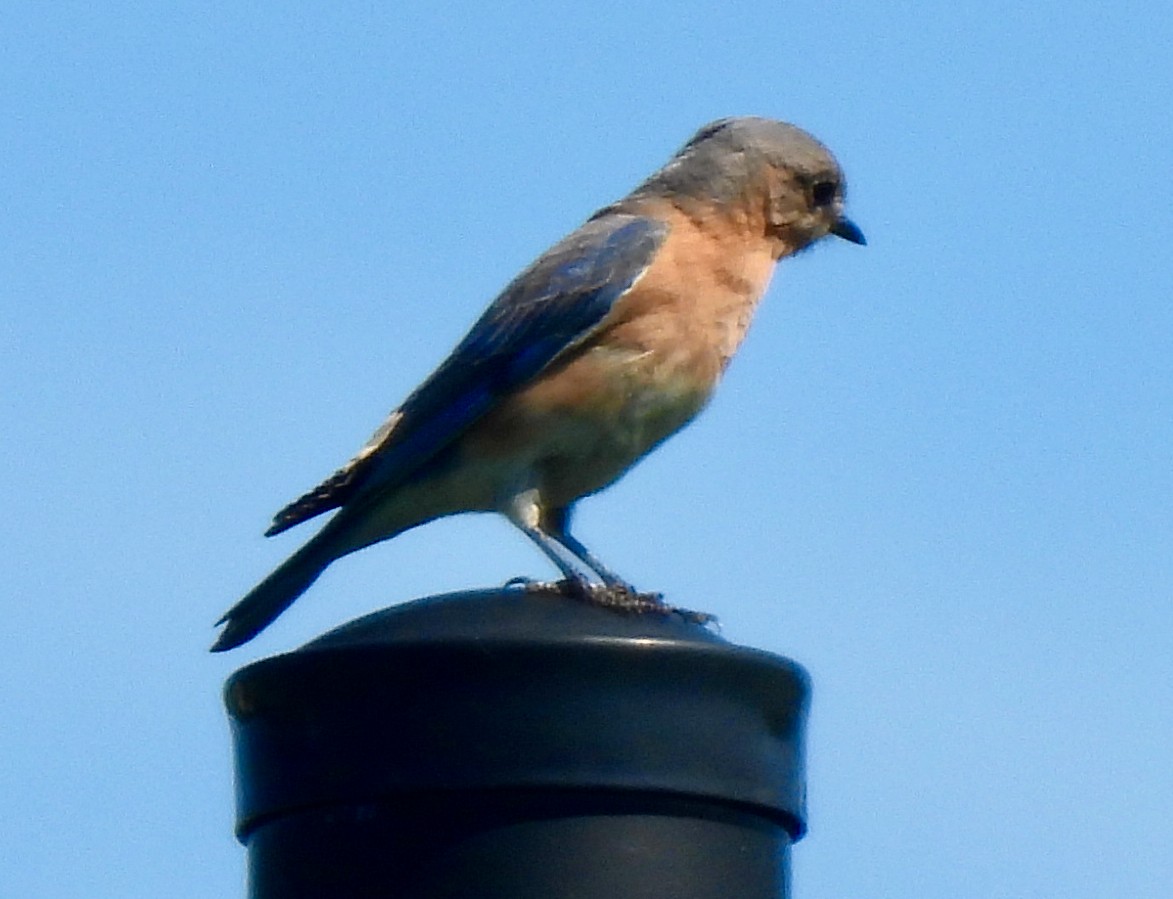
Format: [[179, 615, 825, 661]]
[[224, 587, 810, 898]]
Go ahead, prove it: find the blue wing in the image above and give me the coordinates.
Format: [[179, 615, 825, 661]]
[[266, 213, 668, 535]]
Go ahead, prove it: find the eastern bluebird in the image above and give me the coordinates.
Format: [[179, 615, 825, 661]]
[[212, 117, 864, 651]]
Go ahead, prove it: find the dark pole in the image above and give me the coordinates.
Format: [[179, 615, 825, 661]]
[[224, 587, 810, 898]]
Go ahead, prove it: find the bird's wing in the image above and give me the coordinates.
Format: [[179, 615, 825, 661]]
[[265, 213, 668, 536]]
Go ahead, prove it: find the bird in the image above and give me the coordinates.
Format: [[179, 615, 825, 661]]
[[212, 116, 865, 651]]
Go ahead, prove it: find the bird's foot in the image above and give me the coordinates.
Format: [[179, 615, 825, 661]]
[[549, 579, 717, 626], [511, 576, 574, 595]]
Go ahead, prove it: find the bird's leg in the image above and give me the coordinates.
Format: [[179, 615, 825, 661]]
[[507, 491, 597, 598], [543, 506, 716, 625], [556, 534, 672, 605], [543, 506, 644, 594], [507, 493, 713, 623], [511, 523, 597, 599], [515, 506, 647, 607]]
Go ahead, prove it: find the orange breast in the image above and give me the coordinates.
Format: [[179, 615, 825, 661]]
[[463, 201, 780, 505]]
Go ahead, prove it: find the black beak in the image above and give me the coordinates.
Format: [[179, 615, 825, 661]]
[[830, 216, 866, 246]]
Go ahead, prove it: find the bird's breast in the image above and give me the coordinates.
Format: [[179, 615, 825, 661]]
[[466, 210, 779, 507]]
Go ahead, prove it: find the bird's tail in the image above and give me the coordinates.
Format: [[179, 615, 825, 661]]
[[211, 537, 336, 652]]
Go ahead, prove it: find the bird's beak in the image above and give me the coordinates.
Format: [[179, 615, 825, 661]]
[[830, 216, 866, 245]]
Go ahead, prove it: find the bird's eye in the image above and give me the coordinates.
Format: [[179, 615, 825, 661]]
[[811, 180, 838, 208]]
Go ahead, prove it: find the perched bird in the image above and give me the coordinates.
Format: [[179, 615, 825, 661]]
[[212, 117, 864, 651]]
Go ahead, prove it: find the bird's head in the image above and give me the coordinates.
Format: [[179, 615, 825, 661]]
[[641, 116, 866, 255]]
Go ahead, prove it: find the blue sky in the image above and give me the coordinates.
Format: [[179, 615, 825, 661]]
[[3, 3, 1171, 896]]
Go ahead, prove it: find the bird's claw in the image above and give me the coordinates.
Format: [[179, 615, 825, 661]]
[[545, 578, 717, 626], [510, 576, 716, 627]]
